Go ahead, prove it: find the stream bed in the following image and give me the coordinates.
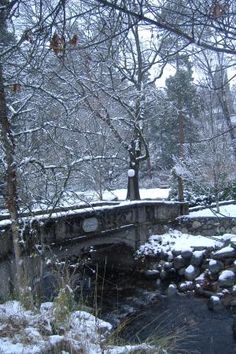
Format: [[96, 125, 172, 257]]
[[97, 275, 236, 354]]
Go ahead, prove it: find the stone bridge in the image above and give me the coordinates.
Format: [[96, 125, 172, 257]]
[[0, 200, 188, 299]]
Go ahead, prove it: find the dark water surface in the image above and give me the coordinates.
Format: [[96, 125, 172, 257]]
[[99, 276, 236, 354], [120, 294, 236, 354]]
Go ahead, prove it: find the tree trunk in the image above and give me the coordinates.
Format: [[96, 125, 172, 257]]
[[126, 166, 140, 200], [0, 64, 26, 298], [177, 109, 185, 202], [126, 143, 141, 200]]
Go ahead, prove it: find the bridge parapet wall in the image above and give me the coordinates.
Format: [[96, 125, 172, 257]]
[[0, 201, 188, 300], [0, 201, 188, 260]]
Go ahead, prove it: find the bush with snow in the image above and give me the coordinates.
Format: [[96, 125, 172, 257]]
[[0, 301, 163, 354]]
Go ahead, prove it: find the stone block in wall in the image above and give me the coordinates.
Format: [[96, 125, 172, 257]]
[[192, 220, 202, 229], [174, 216, 236, 236]]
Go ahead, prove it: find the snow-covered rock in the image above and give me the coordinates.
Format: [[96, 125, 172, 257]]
[[184, 265, 200, 281], [191, 250, 204, 267], [208, 295, 223, 311], [167, 284, 178, 297], [173, 255, 186, 270], [218, 270, 235, 287], [212, 246, 236, 260], [208, 259, 224, 274], [179, 281, 194, 292], [181, 247, 193, 260]]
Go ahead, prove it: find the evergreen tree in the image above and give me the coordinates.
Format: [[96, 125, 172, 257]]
[[165, 59, 200, 200]]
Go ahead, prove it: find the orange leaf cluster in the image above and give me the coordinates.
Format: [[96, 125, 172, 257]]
[[69, 34, 78, 47], [50, 32, 65, 55], [12, 84, 21, 93], [50, 33, 78, 55]]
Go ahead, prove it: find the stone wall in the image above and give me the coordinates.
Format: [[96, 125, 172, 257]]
[[0, 201, 188, 299], [173, 216, 236, 236]]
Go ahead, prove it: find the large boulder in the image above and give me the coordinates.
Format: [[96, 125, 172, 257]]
[[167, 284, 178, 297], [181, 248, 193, 260], [173, 255, 186, 270], [218, 270, 235, 287], [185, 265, 200, 281], [213, 246, 236, 260], [208, 259, 224, 274], [208, 295, 223, 311], [191, 250, 204, 267]]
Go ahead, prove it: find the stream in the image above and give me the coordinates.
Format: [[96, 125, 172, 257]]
[[94, 274, 236, 354]]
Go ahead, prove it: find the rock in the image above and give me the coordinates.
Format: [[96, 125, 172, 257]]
[[208, 295, 223, 311], [166, 267, 177, 280], [178, 267, 186, 276], [167, 284, 178, 297], [181, 248, 193, 260], [213, 246, 236, 260], [208, 259, 224, 274], [218, 270, 235, 287], [195, 287, 215, 298], [192, 220, 202, 229], [179, 281, 194, 292], [163, 262, 172, 271], [232, 285, 236, 296], [160, 270, 167, 280], [185, 265, 200, 281], [229, 300, 236, 314], [231, 242, 236, 250], [34, 272, 59, 301], [224, 258, 236, 267], [144, 270, 160, 280], [195, 272, 205, 286], [172, 249, 181, 257], [167, 253, 173, 261], [208, 272, 219, 282], [173, 255, 186, 269], [191, 250, 204, 267]]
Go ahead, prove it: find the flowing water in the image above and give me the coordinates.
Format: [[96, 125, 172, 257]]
[[97, 275, 236, 354]]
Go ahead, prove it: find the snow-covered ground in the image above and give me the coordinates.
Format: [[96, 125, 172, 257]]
[[137, 229, 231, 258], [102, 188, 170, 201], [0, 301, 159, 354], [190, 204, 236, 217], [60, 188, 170, 206]]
